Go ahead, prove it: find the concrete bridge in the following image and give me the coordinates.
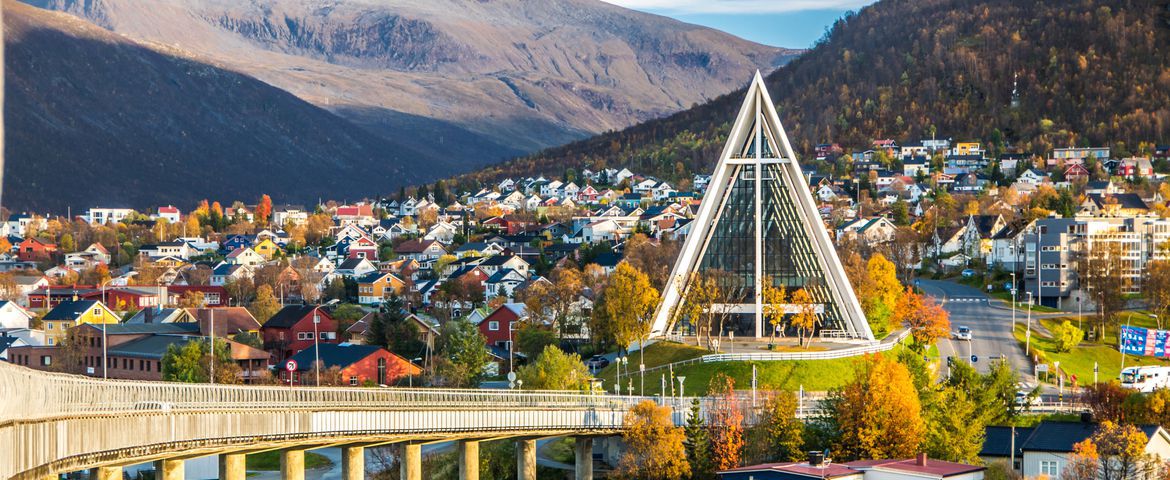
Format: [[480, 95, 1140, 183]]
[[0, 362, 694, 480]]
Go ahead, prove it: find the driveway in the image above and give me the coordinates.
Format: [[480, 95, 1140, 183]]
[[916, 279, 1034, 382]]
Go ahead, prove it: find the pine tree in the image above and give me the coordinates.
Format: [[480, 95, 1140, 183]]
[[684, 398, 714, 480]]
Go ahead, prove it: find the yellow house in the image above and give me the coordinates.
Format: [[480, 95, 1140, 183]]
[[357, 272, 405, 305], [953, 142, 982, 155], [41, 300, 120, 346], [253, 239, 280, 259]]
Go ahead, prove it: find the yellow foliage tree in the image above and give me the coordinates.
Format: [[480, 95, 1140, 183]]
[[615, 400, 690, 480], [896, 288, 950, 349], [829, 353, 925, 460], [789, 288, 819, 347], [763, 282, 788, 344]]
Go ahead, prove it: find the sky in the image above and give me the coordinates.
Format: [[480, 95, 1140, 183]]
[[601, 0, 878, 48]]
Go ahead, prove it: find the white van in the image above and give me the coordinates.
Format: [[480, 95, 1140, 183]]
[[1120, 366, 1170, 392]]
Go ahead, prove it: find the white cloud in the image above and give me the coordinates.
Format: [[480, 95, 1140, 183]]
[[601, 0, 873, 14]]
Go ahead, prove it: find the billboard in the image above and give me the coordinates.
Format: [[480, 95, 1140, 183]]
[[1119, 325, 1170, 357]]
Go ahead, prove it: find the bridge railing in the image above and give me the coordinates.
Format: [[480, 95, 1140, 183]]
[[0, 362, 655, 424]]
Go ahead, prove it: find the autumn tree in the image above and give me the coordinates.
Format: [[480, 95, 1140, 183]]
[[1052, 320, 1085, 353], [1063, 439, 1100, 480], [248, 285, 281, 323], [863, 253, 903, 337], [177, 290, 206, 309], [897, 288, 950, 350], [1091, 421, 1164, 480], [817, 353, 925, 460], [762, 283, 788, 344], [1146, 260, 1170, 329], [707, 373, 744, 470], [255, 194, 273, 227], [789, 288, 819, 347], [516, 345, 592, 391], [615, 400, 690, 480], [602, 263, 660, 388], [1078, 241, 1127, 339]]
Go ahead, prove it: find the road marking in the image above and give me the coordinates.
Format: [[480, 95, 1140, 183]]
[[940, 297, 988, 304]]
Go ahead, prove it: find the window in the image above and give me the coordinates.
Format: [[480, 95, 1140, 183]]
[[1040, 461, 1059, 477], [41, 356, 51, 366], [93, 308, 102, 316], [488, 321, 500, 331], [349, 376, 359, 386], [319, 332, 328, 339], [47, 322, 53, 330], [48, 338, 55, 346]]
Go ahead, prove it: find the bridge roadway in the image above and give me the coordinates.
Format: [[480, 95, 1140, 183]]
[[0, 362, 698, 480]]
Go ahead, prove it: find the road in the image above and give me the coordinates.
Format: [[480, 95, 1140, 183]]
[[916, 279, 1035, 382]]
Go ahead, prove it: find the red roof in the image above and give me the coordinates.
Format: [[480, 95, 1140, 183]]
[[336, 205, 374, 217], [158, 206, 180, 214], [721, 462, 860, 478]]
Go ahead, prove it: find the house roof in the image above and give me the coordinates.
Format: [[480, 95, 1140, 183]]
[[90, 323, 201, 335], [43, 300, 104, 321], [981, 426, 1035, 457], [719, 462, 860, 478], [860, 458, 985, 477], [1087, 193, 1149, 211], [480, 255, 524, 267], [337, 258, 371, 271], [188, 307, 261, 335], [262, 305, 320, 329], [287, 343, 396, 371], [108, 334, 198, 359]]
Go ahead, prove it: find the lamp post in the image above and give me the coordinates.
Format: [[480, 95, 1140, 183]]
[[314, 299, 341, 386], [1011, 272, 1017, 330], [100, 278, 113, 380], [1025, 292, 1034, 357]]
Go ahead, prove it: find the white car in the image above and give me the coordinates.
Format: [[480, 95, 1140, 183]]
[[954, 326, 972, 341]]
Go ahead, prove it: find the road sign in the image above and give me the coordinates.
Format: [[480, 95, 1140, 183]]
[[1036, 364, 1049, 373], [507, 372, 517, 382], [970, 355, 978, 363], [285, 360, 298, 372]]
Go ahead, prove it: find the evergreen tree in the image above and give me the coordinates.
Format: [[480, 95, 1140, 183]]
[[684, 398, 714, 480]]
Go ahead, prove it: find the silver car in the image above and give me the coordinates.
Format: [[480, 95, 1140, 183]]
[[954, 326, 972, 341]]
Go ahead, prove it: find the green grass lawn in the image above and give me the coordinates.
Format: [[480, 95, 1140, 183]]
[[544, 438, 576, 464], [596, 341, 708, 387], [1012, 320, 1169, 385], [671, 357, 860, 395], [246, 451, 334, 471]]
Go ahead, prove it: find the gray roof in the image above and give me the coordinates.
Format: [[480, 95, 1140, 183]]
[[108, 334, 197, 359], [92, 323, 201, 335]]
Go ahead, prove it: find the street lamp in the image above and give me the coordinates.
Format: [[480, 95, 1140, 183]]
[[99, 277, 114, 380], [314, 299, 341, 386], [1025, 292, 1034, 357]]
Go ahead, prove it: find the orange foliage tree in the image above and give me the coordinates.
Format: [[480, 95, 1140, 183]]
[[616, 400, 690, 480], [255, 194, 273, 227], [896, 287, 951, 350], [707, 373, 744, 470]]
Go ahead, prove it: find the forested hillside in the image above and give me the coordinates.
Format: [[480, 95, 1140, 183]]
[[457, 0, 1170, 189]]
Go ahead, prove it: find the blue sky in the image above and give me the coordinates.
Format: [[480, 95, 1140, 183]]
[[601, 1, 878, 48]]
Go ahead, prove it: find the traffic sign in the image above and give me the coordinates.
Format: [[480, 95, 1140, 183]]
[[970, 355, 978, 363], [285, 360, 298, 372]]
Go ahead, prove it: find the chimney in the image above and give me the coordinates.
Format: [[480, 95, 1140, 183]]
[[807, 451, 825, 467], [145, 308, 154, 324], [916, 453, 928, 466]]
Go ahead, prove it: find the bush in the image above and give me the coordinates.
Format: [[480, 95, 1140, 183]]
[[1052, 321, 1085, 353]]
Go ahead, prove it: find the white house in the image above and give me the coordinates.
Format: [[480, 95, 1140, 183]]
[[225, 247, 265, 266], [0, 301, 34, 329]]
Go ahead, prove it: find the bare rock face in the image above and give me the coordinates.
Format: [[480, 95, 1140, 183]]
[[23, 0, 801, 156]]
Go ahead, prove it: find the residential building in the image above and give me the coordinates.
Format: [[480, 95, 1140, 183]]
[[357, 272, 405, 305], [721, 455, 984, 480], [156, 206, 181, 223], [260, 305, 339, 363], [476, 303, 527, 351], [282, 343, 420, 386], [40, 300, 120, 346], [85, 208, 135, 225], [981, 421, 1170, 479]]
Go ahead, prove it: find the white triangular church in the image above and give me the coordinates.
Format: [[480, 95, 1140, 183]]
[[651, 72, 873, 341]]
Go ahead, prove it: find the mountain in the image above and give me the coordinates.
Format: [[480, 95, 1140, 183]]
[[24, 0, 801, 170], [3, 0, 433, 210], [454, 0, 1170, 187]]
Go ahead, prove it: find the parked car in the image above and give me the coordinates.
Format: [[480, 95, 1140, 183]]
[[586, 355, 610, 370], [953, 326, 972, 341]]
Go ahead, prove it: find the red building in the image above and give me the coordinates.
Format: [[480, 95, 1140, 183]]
[[260, 305, 339, 363], [282, 343, 420, 386], [476, 303, 527, 350], [17, 238, 58, 261], [345, 236, 379, 260]]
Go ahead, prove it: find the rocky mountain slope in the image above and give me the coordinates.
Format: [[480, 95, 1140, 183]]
[[4, 0, 432, 210], [455, 0, 1170, 186], [24, 0, 800, 168]]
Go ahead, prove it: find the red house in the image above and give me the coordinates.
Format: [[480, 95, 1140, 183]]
[[261, 305, 339, 363], [345, 236, 379, 260], [281, 343, 420, 386], [476, 303, 528, 350], [18, 238, 58, 261]]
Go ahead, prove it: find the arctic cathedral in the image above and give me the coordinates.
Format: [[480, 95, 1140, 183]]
[[651, 72, 874, 342]]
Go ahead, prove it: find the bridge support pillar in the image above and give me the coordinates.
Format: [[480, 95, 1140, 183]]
[[219, 453, 246, 480], [154, 459, 184, 480], [400, 444, 422, 480], [457, 440, 479, 480], [341, 446, 364, 480], [281, 449, 306, 480], [516, 439, 537, 480], [575, 437, 593, 480], [89, 466, 122, 480]]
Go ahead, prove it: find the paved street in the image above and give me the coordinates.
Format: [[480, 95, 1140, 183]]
[[916, 279, 1035, 382]]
